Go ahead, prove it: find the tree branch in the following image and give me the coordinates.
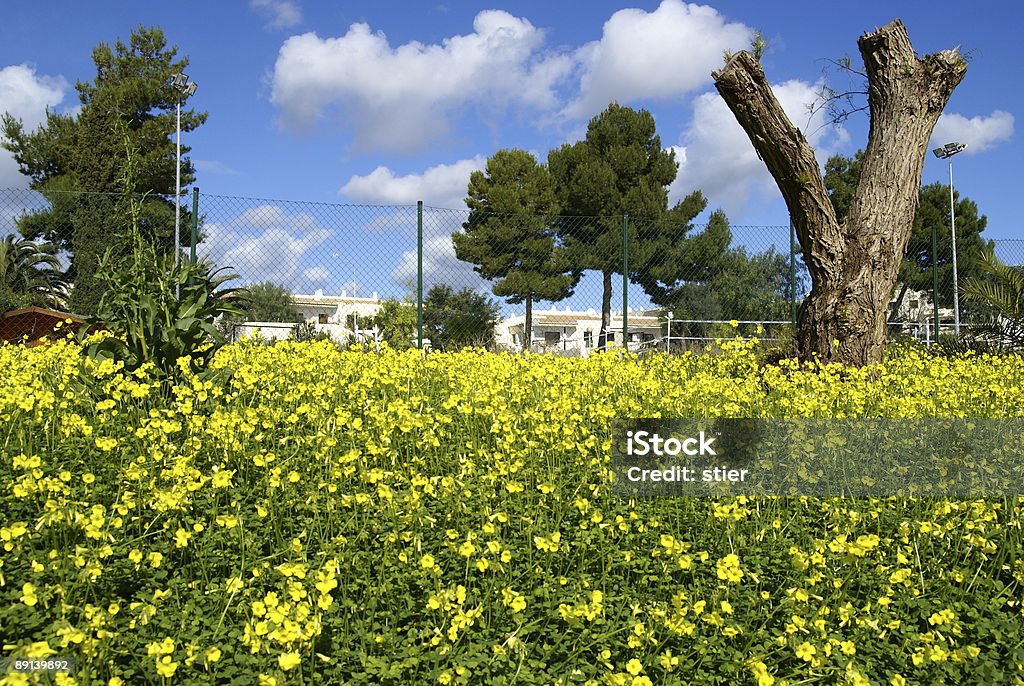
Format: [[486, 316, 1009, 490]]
[[712, 51, 842, 284]]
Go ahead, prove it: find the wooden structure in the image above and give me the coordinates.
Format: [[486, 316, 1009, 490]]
[[0, 306, 88, 347]]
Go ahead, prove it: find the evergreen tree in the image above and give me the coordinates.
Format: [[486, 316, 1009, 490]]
[[455, 149, 577, 351], [548, 103, 714, 348], [1, 27, 206, 314]]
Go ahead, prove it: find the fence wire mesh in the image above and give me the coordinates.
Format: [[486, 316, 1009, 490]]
[[2, 187, 1021, 352]]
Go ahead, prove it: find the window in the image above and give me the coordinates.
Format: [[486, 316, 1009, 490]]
[[318, 313, 329, 324], [544, 331, 560, 345], [583, 330, 593, 348]]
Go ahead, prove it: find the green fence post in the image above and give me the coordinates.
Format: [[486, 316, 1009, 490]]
[[622, 214, 629, 350], [417, 200, 423, 350], [790, 220, 797, 328], [190, 187, 199, 266], [932, 222, 940, 342]]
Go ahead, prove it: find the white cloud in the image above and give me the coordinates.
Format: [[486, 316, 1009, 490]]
[[269, 11, 571, 153], [194, 159, 241, 176], [302, 265, 331, 285], [250, 0, 302, 30], [671, 80, 848, 220], [200, 204, 331, 288], [0, 64, 68, 188], [340, 156, 485, 209], [563, 1, 752, 120], [931, 110, 1014, 154], [391, 232, 489, 293]]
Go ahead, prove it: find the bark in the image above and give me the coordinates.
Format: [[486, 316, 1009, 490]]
[[713, 20, 965, 365]]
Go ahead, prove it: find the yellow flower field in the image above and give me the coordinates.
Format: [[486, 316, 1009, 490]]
[[1, 338, 1023, 684]]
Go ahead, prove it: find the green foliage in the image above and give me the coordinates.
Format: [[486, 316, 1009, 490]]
[[456, 149, 577, 350], [632, 195, 730, 307], [423, 284, 500, 351], [1, 26, 206, 315], [548, 103, 694, 345], [960, 244, 1024, 351], [290, 320, 332, 344], [0, 235, 67, 312], [369, 297, 418, 349], [240, 281, 302, 323], [79, 111, 242, 382], [82, 243, 244, 382]]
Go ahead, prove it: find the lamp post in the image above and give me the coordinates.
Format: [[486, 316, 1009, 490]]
[[932, 141, 966, 335], [170, 73, 197, 297]]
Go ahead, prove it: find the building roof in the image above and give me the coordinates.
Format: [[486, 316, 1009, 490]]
[[0, 306, 89, 346], [291, 290, 382, 307]]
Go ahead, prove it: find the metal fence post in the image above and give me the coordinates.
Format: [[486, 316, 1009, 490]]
[[790, 220, 797, 328], [932, 222, 940, 341], [190, 187, 199, 266], [622, 214, 628, 349], [417, 200, 423, 350]]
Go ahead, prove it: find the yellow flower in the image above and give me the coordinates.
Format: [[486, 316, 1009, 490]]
[[890, 676, 907, 686], [129, 549, 143, 564], [205, 647, 222, 663], [211, 469, 234, 488], [155, 655, 178, 678], [795, 642, 816, 662], [25, 641, 55, 658], [278, 652, 301, 671], [21, 582, 38, 606], [626, 659, 644, 676]]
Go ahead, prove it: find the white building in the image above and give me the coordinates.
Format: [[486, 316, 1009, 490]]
[[495, 306, 663, 354], [233, 289, 388, 343], [888, 287, 954, 341]]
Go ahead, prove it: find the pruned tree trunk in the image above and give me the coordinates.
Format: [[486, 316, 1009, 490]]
[[712, 20, 966, 366]]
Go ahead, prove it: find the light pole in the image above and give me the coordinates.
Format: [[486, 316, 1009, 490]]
[[170, 73, 197, 296], [932, 141, 966, 335]]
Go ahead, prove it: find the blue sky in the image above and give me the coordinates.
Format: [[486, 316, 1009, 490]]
[[1, 1, 1019, 307]]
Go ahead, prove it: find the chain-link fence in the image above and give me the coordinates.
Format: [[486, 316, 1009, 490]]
[[2, 187, 1021, 352]]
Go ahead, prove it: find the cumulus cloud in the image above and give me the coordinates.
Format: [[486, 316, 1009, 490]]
[[391, 231, 489, 294], [931, 110, 1014, 154], [269, 11, 571, 153], [250, 0, 302, 30], [340, 156, 484, 209], [200, 204, 332, 289], [671, 80, 848, 220], [0, 64, 68, 188], [563, 1, 752, 120]]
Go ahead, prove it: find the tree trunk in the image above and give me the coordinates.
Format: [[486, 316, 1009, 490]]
[[712, 20, 965, 366], [599, 270, 612, 350], [524, 295, 533, 352]]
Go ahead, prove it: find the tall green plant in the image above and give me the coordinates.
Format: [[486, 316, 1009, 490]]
[[79, 115, 243, 380], [960, 245, 1024, 351]]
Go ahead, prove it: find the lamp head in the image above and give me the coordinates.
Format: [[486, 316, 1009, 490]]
[[933, 142, 967, 159]]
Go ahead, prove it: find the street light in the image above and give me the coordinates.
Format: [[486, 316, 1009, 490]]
[[171, 73, 197, 297], [932, 141, 966, 335]]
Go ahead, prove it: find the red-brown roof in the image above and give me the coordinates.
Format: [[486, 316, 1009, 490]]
[[0, 306, 88, 347]]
